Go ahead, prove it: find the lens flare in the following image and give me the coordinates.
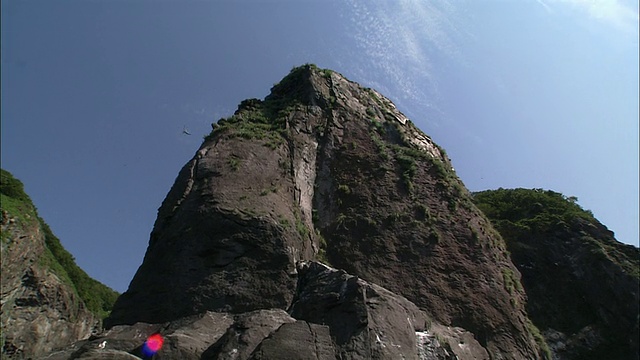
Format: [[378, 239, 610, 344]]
[[142, 333, 164, 356]]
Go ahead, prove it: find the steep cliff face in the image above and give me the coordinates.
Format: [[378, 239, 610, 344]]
[[1, 218, 95, 359], [1, 169, 117, 359], [105, 65, 545, 359], [474, 188, 640, 360]]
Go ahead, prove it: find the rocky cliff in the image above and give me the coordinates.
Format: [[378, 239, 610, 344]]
[[19, 65, 637, 360], [474, 188, 640, 360], [1, 169, 118, 359], [43, 262, 492, 360], [97, 64, 546, 359]]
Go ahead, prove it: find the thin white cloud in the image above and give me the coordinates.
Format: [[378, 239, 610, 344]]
[[534, 0, 554, 13], [550, 0, 639, 34], [343, 0, 466, 125]]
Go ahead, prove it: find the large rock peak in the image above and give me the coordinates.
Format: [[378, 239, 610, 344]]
[[103, 65, 546, 359], [266, 64, 332, 106]]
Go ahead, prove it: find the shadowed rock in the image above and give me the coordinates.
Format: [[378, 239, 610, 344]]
[[42, 312, 233, 360], [39, 261, 490, 360], [201, 309, 297, 359], [248, 321, 335, 360], [474, 188, 640, 360], [290, 261, 429, 359]]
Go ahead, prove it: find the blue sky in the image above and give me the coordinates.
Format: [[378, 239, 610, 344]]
[[2, 0, 638, 293]]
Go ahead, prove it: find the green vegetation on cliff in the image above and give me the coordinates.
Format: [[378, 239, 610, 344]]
[[473, 187, 638, 276], [473, 188, 596, 238], [204, 97, 292, 147], [204, 65, 332, 146], [1, 169, 119, 318], [474, 188, 639, 359]]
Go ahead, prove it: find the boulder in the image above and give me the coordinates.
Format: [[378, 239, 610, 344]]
[[248, 321, 335, 360], [290, 261, 429, 359], [202, 309, 297, 359]]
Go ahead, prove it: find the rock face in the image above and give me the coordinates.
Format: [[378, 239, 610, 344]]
[[45, 262, 488, 360], [474, 188, 640, 360], [103, 65, 545, 359], [41, 311, 235, 360], [246, 320, 335, 360], [1, 171, 100, 359], [290, 261, 430, 359]]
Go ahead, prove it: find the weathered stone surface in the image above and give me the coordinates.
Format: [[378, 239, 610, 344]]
[[424, 324, 490, 360], [202, 309, 297, 359], [290, 261, 429, 359], [473, 188, 640, 360], [506, 217, 638, 360], [105, 140, 315, 327], [42, 347, 142, 360], [297, 67, 540, 359], [42, 262, 489, 360], [248, 321, 336, 360], [41, 311, 234, 360], [1, 210, 98, 359]]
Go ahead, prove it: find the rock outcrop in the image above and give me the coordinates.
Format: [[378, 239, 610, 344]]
[[102, 65, 546, 359], [1, 170, 115, 359], [44, 261, 488, 360], [474, 188, 640, 360]]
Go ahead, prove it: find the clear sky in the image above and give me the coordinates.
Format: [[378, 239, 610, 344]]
[[2, 0, 638, 293]]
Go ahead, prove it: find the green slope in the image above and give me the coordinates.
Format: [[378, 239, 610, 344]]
[[1, 169, 119, 319]]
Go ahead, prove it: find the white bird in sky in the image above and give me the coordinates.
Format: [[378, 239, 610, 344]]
[[182, 126, 191, 135]]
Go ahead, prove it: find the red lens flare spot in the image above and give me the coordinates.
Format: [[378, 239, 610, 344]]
[[142, 333, 164, 356]]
